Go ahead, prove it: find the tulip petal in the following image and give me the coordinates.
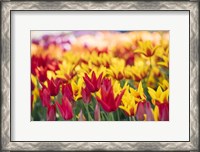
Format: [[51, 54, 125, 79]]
[[47, 104, 56, 121], [94, 103, 100, 121], [63, 97, 74, 120], [55, 101, 65, 119], [81, 87, 91, 104], [39, 87, 50, 107], [96, 72, 103, 89], [136, 102, 145, 121], [145, 102, 154, 121], [96, 96, 111, 112], [115, 89, 125, 108], [91, 71, 97, 83], [83, 76, 95, 92]]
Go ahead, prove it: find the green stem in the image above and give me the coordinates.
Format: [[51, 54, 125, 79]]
[[117, 110, 120, 121], [132, 116, 136, 121], [129, 116, 132, 121], [102, 112, 109, 120], [85, 104, 93, 121], [108, 112, 114, 121]]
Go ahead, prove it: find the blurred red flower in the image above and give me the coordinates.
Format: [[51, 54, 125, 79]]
[[47, 104, 56, 121], [62, 83, 73, 102], [47, 78, 61, 96], [39, 87, 50, 107], [56, 96, 73, 120]]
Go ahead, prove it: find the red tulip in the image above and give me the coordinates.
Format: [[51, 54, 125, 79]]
[[47, 104, 56, 121], [47, 78, 61, 96], [96, 78, 125, 112], [62, 83, 73, 101], [36, 66, 47, 82], [83, 71, 103, 92], [56, 96, 73, 120], [81, 87, 91, 104], [39, 87, 50, 107], [101, 77, 112, 91], [156, 102, 169, 121]]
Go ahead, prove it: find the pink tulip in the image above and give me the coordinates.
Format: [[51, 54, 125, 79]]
[[94, 103, 100, 121]]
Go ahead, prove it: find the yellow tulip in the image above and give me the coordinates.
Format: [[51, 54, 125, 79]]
[[119, 86, 137, 116], [134, 40, 160, 57], [71, 77, 84, 101], [130, 81, 146, 102], [148, 86, 169, 105]]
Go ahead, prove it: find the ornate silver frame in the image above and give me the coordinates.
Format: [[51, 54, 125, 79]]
[[1, 1, 199, 151]]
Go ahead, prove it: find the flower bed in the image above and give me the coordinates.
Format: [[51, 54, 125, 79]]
[[31, 31, 169, 121]]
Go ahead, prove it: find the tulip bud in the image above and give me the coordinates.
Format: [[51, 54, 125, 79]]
[[81, 87, 91, 104], [47, 104, 56, 121], [145, 101, 154, 121], [78, 110, 86, 121], [94, 103, 100, 121], [136, 102, 145, 121]]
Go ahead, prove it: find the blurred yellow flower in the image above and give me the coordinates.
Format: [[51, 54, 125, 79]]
[[134, 40, 160, 57]]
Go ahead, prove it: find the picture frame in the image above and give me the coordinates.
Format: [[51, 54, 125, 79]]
[[1, 1, 199, 151]]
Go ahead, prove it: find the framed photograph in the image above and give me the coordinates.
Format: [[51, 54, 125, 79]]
[[1, 1, 199, 151]]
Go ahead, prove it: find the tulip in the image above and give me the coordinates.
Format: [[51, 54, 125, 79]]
[[81, 87, 91, 104], [71, 78, 84, 101], [148, 86, 169, 105], [78, 110, 86, 121], [36, 66, 47, 82], [47, 78, 61, 96], [96, 78, 125, 112], [94, 103, 100, 121], [135, 102, 146, 121], [83, 71, 103, 92], [134, 41, 159, 57], [107, 59, 125, 80], [62, 83, 73, 101], [156, 102, 169, 121], [56, 96, 73, 120], [130, 81, 146, 102], [39, 87, 50, 107], [135, 101, 158, 121], [47, 104, 56, 121], [145, 102, 155, 121], [119, 86, 137, 117]]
